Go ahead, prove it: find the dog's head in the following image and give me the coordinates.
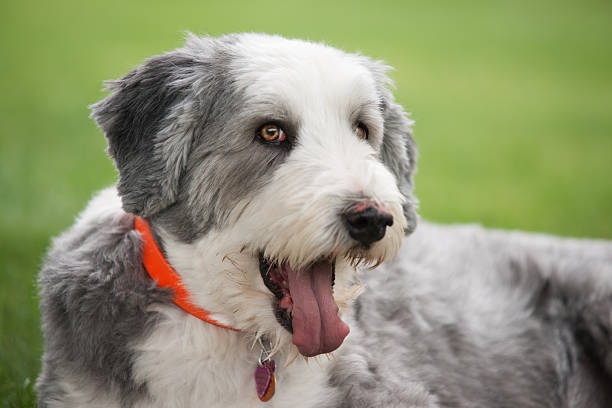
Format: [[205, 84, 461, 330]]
[[91, 33, 417, 358]]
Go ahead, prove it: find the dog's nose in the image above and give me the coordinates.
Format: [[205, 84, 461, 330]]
[[344, 205, 393, 246]]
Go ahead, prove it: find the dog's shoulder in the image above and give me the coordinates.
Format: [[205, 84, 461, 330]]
[[37, 186, 171, 406], [39, 186, 166, 303]]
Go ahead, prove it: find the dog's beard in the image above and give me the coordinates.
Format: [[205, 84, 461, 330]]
[[259, 255, 349, 357], [209, 167, 408, 358]]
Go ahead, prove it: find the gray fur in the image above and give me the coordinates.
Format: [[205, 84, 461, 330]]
[[38, 34, 612, 407], [90, 53, 198, 217], [327, 224, 612, 407], [37, 207, 171, 406], [364, 59, 419, 233], [378, 98, 418, 234]]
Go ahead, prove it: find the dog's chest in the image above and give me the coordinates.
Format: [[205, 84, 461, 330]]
[[131, 308, 332, 408]]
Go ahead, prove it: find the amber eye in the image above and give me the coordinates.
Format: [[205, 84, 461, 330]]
[[355, 123, 369, 140], [258, 124, 286, 143]]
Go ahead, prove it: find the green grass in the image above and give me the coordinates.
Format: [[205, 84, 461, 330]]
[[1, 0, 611, 405]]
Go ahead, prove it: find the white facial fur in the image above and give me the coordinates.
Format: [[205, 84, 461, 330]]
[[158, 34, 407, 354]]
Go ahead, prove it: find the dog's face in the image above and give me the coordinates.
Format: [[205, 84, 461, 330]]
[[91, 33, 417, 358]]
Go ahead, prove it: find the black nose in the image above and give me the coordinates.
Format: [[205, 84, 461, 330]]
[[344, 206, 394, 246]]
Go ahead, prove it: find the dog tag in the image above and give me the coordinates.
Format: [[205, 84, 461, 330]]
[[254, 360, 275, 402]]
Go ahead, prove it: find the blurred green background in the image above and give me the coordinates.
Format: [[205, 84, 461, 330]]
[[1, 0, 611, 405]]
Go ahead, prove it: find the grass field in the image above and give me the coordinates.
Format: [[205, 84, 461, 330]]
[[1, 0, 611, 405]]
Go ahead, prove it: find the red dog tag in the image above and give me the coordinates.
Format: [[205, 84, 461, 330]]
[[254, 360, 276, 402]]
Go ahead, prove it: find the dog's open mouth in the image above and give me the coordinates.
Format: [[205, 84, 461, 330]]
[[259, 254, 350, 357]]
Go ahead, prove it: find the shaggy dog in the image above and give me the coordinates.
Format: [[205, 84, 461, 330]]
[[37, 34, 612, 407]]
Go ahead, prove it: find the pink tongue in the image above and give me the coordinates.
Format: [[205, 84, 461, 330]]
[[285, 262, 350, 357]]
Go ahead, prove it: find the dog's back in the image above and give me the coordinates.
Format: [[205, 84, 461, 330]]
[[328, 223, 612, 407]]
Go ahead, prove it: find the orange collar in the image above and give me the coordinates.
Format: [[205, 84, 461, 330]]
[[134, 216, 238, 331]]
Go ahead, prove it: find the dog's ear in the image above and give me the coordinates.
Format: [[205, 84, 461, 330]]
[[90, 51, 200, 216], [369, 63, 418, 233], [380, 96, 418, 233]]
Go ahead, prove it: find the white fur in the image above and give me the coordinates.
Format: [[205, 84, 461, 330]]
[[131, 306, 336, 408]]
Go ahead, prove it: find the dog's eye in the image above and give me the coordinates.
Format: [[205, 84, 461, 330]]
[[258, 124, 286, 144], [355, 123, 369, 140]]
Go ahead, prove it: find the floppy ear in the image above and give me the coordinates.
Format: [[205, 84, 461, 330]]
[[367, 62, 418, 234], [379, 95, 418, 234], [362, 59, 418, 233], [90, 51, 201, 216]]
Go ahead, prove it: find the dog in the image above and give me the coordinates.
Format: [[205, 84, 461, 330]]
[[37, 33, 612, 407]]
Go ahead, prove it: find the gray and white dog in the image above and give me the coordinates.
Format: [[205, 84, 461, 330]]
[[37, 33, 612, 407]]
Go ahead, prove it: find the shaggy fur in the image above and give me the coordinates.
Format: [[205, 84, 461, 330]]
[[37, 33, 612, 407]]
